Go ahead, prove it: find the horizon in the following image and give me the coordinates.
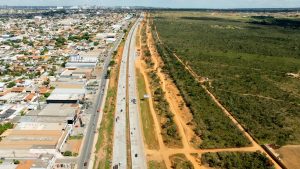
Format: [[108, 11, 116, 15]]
[[0, 0, 300, 9], [0, 5, 300, 10]]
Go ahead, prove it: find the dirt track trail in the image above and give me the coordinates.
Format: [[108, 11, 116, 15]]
[[137, 20, 199, 168], [146, 146, 260, 156], [152, 23, 281, 169], [136, 59, 173, 168], [144, 19, 203, 169], [137, 16, 283, 169], [136, 21, 173, 168]]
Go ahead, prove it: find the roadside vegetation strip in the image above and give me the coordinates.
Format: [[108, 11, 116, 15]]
[[94, 42, 124, 169], [148, 160, 168, 169], [69, 134, 83, 140], [201, 152, 274, 169], [169, 154, 194, 169], [136, 68, 159, 149], [94, 83, 116, 169], [141, 21, 182, 148], [153, 12, 300, 146], [141, 22, 153, 69], [151, 16, 250, 149]]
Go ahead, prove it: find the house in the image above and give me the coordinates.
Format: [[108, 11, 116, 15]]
[[11, 87, 26, 93], [24, 93, 36, 102], [38, 87, 49, 95]]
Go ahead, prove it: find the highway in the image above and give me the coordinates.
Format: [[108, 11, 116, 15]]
[[127, 14, 147, 169], [77, 31, 124, 169], [112, 15, 146, 169]]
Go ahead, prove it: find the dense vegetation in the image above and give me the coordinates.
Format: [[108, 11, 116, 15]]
[[153, 12, 300, 146], [201, 152, 274, 169], [249, 16, 300, 28], [151, 20, 250, 148]]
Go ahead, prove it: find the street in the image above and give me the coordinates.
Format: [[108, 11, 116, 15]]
[[77, 32, 124, 169]]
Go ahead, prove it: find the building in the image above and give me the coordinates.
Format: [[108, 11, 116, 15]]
[[46, 88, 85, 104], [0, 104, 80, 158], [65, 54, 98, 68], [60, 68, 93, 79]]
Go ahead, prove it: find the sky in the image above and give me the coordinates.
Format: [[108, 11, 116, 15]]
[[0, 0, 300, 8]]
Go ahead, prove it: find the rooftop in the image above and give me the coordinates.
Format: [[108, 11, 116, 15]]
[[29, 103, 79, 117], [0, 130, 63, 149], [17, 115, 67, 123], [15, 122, 66, 131]]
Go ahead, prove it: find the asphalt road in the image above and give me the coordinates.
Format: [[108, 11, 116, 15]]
[[111, 16, 144, 169], [77, 32, 124, 169]]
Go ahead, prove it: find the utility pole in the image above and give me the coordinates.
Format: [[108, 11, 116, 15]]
[[35, 85, 41, 110]]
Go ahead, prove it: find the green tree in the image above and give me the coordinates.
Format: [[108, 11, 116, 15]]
[[94, 42, 99, 46], [63, 151, 72, 156], [44, 92, 51, 98], [13, 159, 20, 164], [7, 81, 16, 88]]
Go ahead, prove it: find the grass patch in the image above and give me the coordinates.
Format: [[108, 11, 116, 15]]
[[169, 154, 194, 169], [94, 87, 116, 169], [0, 123, 13, 136], [95, 88, 116, 152], [136, 68, 159, 149], [148, 160, 167, 169], [69, 134, 83, 140]]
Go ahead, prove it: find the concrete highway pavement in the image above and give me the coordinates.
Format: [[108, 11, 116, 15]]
[[77, 32, 124, 169], [112, 15, 146, 169], [111, 31, 129, 169], [111, 21, 135, 169], [128, 15, 147, 169]]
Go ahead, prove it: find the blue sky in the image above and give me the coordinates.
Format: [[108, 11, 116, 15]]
[[0, 0, 300, 8]]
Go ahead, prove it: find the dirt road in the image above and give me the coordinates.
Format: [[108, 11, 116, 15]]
[[136, 15, 282, 169], [152, 19, 281, 169]]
